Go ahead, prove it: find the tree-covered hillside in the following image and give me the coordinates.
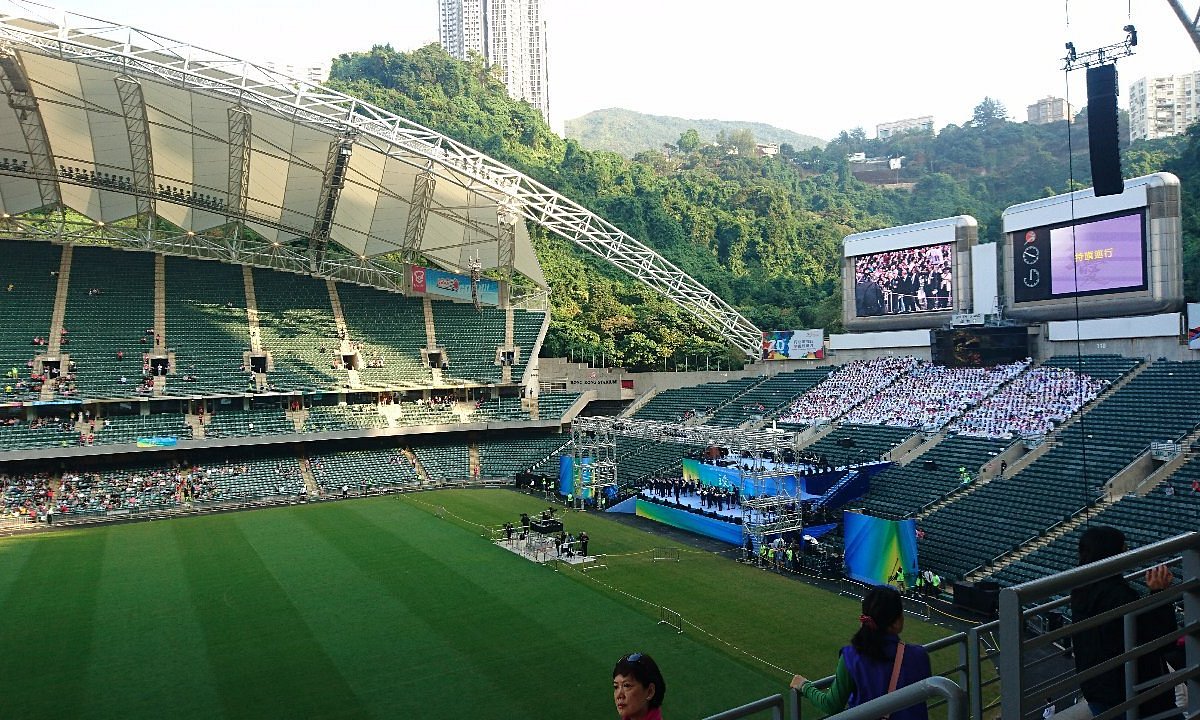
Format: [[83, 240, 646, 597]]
[[328, 45, 1197, 371], [565, 108, 824, 159]]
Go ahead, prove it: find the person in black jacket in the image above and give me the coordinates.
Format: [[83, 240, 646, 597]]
[[1070, 526, 1179, 718]]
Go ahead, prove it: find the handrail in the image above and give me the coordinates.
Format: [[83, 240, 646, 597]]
[[702, 693, 785, 720], [788, 676, 966, 720]]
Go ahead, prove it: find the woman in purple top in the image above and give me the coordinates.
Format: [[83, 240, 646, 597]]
[[791, 586, 932, 720]]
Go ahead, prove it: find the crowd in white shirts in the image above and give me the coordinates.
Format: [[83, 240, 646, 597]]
[[841, 359, 1030, 431], [777, 356, 920, 426], [947, 366, 1107, 439]]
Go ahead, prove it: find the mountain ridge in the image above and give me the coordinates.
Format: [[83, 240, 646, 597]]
[[565, 107, 825, 157]]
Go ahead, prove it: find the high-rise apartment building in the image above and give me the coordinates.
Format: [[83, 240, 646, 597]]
[[876, 116, 934, 140], [1026, 96, 1072, 125], [1128, 70, 1200, 141], [438, 0, 550, 123]]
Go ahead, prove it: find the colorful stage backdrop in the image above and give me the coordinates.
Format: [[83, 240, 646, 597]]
[[843, 512, 919, 586], [681, 458, 801, 497]]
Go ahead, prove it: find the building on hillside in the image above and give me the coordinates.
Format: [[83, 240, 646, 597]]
[[755, 143, 780, 157], [263, 60, 330, 86], [848, 155, 904, 184], [437, 0, 550, 123], [876, 116, 934, 139], [1128, 70, 1200, 141], [1026, 96, 1072, 125]]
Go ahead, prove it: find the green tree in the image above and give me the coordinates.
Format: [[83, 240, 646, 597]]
[[971, 97, 1008, 128], [677, 128, 702, 152]]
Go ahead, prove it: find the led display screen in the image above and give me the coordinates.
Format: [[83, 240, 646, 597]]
[[1014, 209, 1146, 303], [852, 242, 954, 317]]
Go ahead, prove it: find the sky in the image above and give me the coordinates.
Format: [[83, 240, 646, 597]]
[[28, 0, 1200, 140]]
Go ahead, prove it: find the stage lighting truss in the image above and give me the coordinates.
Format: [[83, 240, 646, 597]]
[[1062, 26, 1136, 71]]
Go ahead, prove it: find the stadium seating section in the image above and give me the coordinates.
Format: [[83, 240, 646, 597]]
[[804, 425, 916, 468], [308, 448, 422, 493], [706, 368, 832, 427], [917, 360, 1200, 580], [434, 302, 505, 384], [62, 246, 156, 399], [0, 239, 59, 403], [632, 377, 760, 422], [337, 283, 432, 388], [164, 256, 252, 396], [854, 435, 1012, 519], [478, 434, 569, 478], [0, 418, 79, 450], [777, 356, 919, 427], [252, 269, 344, 391], [304, 404, 389, 432], [990, 452, 1200, 587], [96, 413, 191, 445], [413, 443, 472, 481], [206, 407, 293, 438]]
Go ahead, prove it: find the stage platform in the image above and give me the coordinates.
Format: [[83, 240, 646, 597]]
[[494, 534, 594, 565]]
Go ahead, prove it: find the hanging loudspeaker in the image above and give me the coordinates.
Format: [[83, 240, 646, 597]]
[[1086, 63, 1123, 197]]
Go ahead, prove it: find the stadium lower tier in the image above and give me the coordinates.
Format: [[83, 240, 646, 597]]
[[1, 430, 569, 521]]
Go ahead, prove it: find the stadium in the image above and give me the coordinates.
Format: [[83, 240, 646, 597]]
[[0, 4, 1196, 720]]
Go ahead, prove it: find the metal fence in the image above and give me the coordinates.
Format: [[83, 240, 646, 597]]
[[998, 531, 1199, 720], [705, 532, 1199, 720]]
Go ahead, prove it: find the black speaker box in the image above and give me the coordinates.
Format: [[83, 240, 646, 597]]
[[1086, 64, 1123, 197]]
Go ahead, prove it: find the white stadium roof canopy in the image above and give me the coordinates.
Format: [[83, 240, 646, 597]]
[[0, 1, 763, 359]]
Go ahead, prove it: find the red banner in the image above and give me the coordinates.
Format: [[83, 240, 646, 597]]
[[410, 265, 427, 294]]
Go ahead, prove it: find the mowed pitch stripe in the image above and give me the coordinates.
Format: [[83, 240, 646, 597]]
[[0, 528, 108, 718], [231, 503, 496, 718], [287, 500, 552, 717], [171, 512, 370, 719], [81, 521, 223, 719]]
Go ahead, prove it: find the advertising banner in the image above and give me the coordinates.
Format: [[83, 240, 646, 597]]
[[843, 512, 919, 586], [762, 329, 825, 361], [136, 437, 178, 448], [410, 264, 499, 306], [1189, 303, 1200, 351]]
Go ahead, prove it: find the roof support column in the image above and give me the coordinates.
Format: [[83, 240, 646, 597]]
[[400, 163, 434, 261], [114, 75, 155, 245], [309, 131, 355, 269], [226, 105, 251, 259], [0, 46, 59, 211]]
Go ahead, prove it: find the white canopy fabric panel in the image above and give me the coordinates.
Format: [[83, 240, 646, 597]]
[[0, 42, 549, 287], [0, 97, 43, 214]]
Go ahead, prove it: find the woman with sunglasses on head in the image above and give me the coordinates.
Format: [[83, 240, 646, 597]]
[[613, 652, 666, 720], [791, 586, 932, 720]]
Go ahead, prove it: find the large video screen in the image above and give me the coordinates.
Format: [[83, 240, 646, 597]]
[[853, 243, 954, 317], [1013, 209, 1146, 303]]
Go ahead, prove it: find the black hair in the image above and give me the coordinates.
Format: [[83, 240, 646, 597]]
[[850, 585, 904, 662], [1078, 525, 1126, 566], [613, 652, 666, 709]]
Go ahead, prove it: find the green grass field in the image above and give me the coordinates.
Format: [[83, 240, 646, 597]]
[[0, 490, 956, 719]]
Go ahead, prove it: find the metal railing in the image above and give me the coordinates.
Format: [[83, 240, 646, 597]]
[[701, 676, 967, 720], [998, 531, 1200, 720]]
